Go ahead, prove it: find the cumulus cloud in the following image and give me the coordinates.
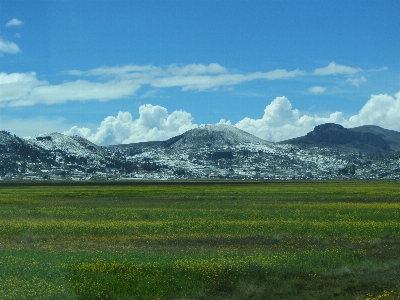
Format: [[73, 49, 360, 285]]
[[235, 92, 400, 142], [308, 86, 327, 94], [234, 96, 347, 142], [64, 91, 400, 145], [6, 18, 23, 27], [348, 92, 400, 130], [64, 104, 197, 145], [0, 38, 21, 55], [65, 97, 345, 145]]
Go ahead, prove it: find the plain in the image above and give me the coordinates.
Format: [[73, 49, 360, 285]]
[[0, 180, 399, 299]]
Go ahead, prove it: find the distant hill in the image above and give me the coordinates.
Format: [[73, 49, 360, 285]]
[[161, 124, 269, 148], [24, 132, 107, 157], [348, 125, 400, 152], [0, 131, 68, 179], [1, 124, 400, 180], [281, 123, 400, 153]]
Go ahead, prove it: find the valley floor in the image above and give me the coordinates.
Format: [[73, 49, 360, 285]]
[[0, 181, 400, 299]]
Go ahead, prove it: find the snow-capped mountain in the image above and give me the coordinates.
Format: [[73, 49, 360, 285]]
[[0, 130, 135, 180], [24, 132, 106, 158], [1, 124, 400, 181], [162, 124, 269, 148]]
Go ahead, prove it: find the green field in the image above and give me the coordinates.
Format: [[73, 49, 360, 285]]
[[0, 181, 400, 299]]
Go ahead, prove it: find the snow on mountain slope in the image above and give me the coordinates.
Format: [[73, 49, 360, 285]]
[[163, 124, 270, 149], [2, 123, 400, 181], [0, 130, 44, 157], [24, 133, 106, 157], [0, 131, 25, 148]]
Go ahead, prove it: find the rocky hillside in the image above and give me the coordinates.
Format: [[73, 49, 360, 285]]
[[349, 125, 400, 152], [0, 131, 50, 177], [24, 133, 106, 157], [0, 131, 137, 180], [282, 123, 400, 154], [1, 124, 400, 180], [162, 124, 269, 148]]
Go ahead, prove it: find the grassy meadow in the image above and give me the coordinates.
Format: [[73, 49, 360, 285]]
[[0, 180, 399, 299]]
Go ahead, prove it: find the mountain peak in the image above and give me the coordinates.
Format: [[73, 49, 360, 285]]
[[24, 132, 104, 156], [284, 123, 393, 152], [306, 123, 352, 144], [162, 124, 267, 148]]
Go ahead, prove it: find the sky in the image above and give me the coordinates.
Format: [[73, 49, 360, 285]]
[[0, 0, 399, 145]]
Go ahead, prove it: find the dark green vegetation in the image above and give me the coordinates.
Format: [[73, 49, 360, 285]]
[[0, 181, 399, 299]]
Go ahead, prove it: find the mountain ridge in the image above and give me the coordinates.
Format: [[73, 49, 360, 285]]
[[1, 124, 400, 180], [161, 124, 269, 148], [281, 123, 400, 153]]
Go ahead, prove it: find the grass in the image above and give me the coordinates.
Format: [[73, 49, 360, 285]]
[[0, 180, 399, 299]]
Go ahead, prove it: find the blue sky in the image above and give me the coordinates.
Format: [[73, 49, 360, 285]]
[[1, 0, 399, 145]]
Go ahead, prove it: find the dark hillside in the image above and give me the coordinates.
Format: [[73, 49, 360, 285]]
[[282, 123, 398, 154], [349, 125, 400, 152]]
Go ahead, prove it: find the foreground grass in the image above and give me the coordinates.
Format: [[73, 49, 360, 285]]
[[0, 181, 399, 299]]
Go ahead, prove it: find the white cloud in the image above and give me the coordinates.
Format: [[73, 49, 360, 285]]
[[313, 62, 362, 76], [66, 62, 381, 95], [67, 64, 161, 77], [0, 72, 140, 106], [27, 80, 140, 105], [140, 89, 161, 98], [68, 63, 304, 91], [345, 76, 367, 87], [6, 18, 23, 27], [262, 68, 305, 79], [66, 63, 228, 78], [234, 92, 400, 142], [64, 92, 400, 145], [217, 119, 232, 126], [348, 92, 400, 130], [166, 63, 229, 75], [0, 38, 21, 55], [1, 61, 383, 107], [0, 64, 308, 106], [308, 86, 327, 94], [234, 96, 345, 142], [0, 71, 37, 85], [0, 72, 44, 104], [368, 66, 388, 72], [148, 68, 304, 91], [64, 104, 197, 145]]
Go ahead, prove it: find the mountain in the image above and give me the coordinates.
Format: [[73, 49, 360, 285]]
[[161, 124, 269, 148], [282, 123, 400, 154], [108, 124, 271, 168], [24, 133, 107, 158], [80, 124, 400, 180], [0, 131, 138, 180], [1, 124, 400, 181], [349, 125, 400, 152], [0, 131, 50, 177]]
